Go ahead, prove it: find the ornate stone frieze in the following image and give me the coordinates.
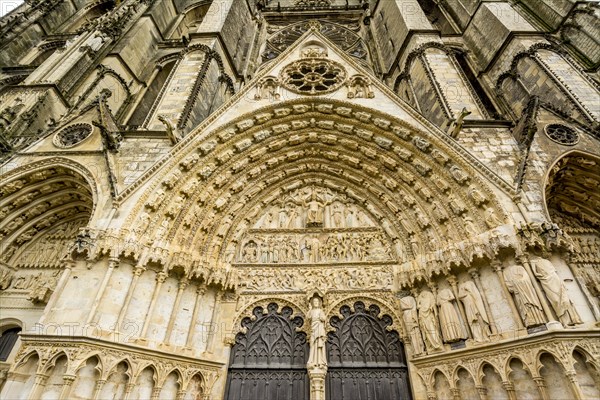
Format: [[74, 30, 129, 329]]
[[238, 264, 393, 293]]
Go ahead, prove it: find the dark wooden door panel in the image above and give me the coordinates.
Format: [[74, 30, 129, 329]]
[[225, 303, 309, 400], [326, 302, 412, 400]]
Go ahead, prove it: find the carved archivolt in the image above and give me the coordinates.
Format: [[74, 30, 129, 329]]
[[0, 158, 98, 266], [112, 99, 507, 286]]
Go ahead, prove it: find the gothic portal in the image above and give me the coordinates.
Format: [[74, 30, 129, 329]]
[[0, 1, 599, 399]]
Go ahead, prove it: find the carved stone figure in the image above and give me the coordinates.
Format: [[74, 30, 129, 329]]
[[503, 264, 546, 327], [307, 295, 327, 369], [531, 256, 582, 326], [437, 288, 465, 343], [0, 267, 13, 290], [28, 271, 59, 304], [304, 190, 327, 227], [400, 296, 425, 355], [449, 107, 471, 138], [484, 207, 503, 228], [458, 281, 491, 342], [417, 290, 443, 351]]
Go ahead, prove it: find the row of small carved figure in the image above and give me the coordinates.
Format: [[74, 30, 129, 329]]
[[401, 257, 582, 356], [238, 232, 392, 263], [240, 266, 393, 291], [0, 269, 60, 304], [255, 202, 374, 230]]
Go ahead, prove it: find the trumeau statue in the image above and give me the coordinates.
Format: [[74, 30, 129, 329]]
[[417, 290, 443, 351], [531, 256, 582, 327], [437, 288, 466, 343], [400, 296, 426, 355], [458, 280, 491, 342], [307, 295, 327, 369], [503, 264, 547, 328]]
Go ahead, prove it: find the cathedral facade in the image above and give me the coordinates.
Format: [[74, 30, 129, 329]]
[[0, 0, 599, 399]]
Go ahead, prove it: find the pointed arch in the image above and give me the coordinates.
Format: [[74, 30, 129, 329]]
[[0, 158, 99, 265], [325, 301, 411, 400], [224, 302, 309, 400], [117, 99, 510, 291]]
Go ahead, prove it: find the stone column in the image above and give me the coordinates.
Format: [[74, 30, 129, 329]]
[[58, 375, 76, 400], [447, 275, 472, 339], [308, 367, 327, 400], [532, 376, 550, 400], [38, 261, 74, 325], [469, 269, 498, 334], [166, 277, 188, 344], [502, 381, 517, 400], [518, 255, 558, 326], [186, 285, 207, 348], [27, 373, 48, 400], [141, 271, 168, 338], [492, 261, 525, 330], [86, 257, 118, 325], [476, 385, 488, 400], [150, 386, 162, 400], [451, 387, 461, 400], [426, 390, 437, 400], [123, 383, 136, 400], [565, 370, 585, 400], [116, 265, 145, 332], [91, 379, 106, 400], [204, 292, 223, 354]]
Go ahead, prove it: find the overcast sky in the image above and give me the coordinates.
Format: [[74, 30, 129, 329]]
[[1, 0, 24, 17]]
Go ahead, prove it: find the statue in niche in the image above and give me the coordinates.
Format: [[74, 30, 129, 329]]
[[400, 296, 426, 355], [0, 267, 13, 290], [458, 281, 491, 342], [28, 271, 59, 304], [260, 212, 275, 229], [417, 290, 443, 351], [503, 264, 546, 327], [154, 219, 170, 240], [345, 205, 357, 227], [303, 188, 329, 227], [531, 256, 582, 326], [307, 295, 327, 369], [310, 237, 321, 263], [287, 204, 303, 228], [241, 241, 258, 263], [356, 210, 370, 227], [278, 204, 289, 228], [437, 288, 466, 343], [484, 207, 503, 228], [331, 202, 344, 228]]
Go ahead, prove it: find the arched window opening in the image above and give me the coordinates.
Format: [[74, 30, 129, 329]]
[[0, 327, 21, 361], [453, 51, 499, 118], [416, 0, 457, 34], [127, 60, 177, 127], [62, 1, 117, 33], [170, 3, 212, 39]]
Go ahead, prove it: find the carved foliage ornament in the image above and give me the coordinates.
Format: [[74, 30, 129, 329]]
[[53, 123, 93, 148], [280, 59, 347, 95]]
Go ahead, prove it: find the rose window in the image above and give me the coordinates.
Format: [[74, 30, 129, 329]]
[[281, 59, 346, 94], [53, 123, 93, 148], [544, 124, 579, 146]]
